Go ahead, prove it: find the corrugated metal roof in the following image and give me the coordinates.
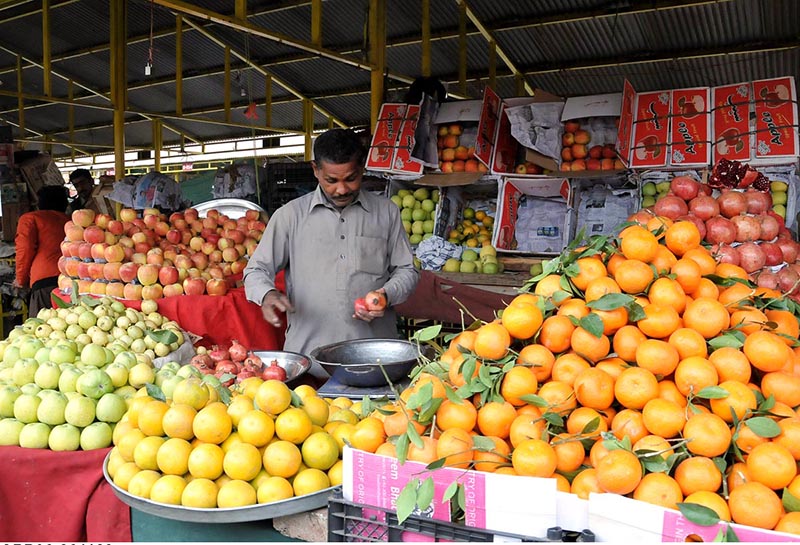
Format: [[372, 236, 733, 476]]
[[0, 0, 797, 160]]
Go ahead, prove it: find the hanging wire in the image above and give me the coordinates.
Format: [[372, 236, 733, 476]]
[[242, 32, 262, 207], [147, 0, 155, 72]]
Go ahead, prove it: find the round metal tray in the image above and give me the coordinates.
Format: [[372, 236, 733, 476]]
[[103, 451, 339, 523], [193, 198, 265, 220]]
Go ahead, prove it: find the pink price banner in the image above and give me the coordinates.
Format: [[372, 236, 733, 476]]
[[662, 509, 795, 542], [753, 76, 799, 158], [712, 82, 752, 162], [669, 88, 711, 166]]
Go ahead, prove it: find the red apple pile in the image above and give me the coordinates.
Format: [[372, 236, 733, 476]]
[[437, 122, 487, 174], [189, 340, 287, 384], [644, 173, 800, 297], [559, 120, 625, 173], [56, 206, 266, 300]]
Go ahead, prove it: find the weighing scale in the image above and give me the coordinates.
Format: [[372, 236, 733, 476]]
[[317, 373, 410, 400]]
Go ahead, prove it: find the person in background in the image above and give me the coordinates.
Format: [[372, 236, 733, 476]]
[[67, 168, 95, 214], [14, 185, 70, 317], [243, 128, 419, 380]]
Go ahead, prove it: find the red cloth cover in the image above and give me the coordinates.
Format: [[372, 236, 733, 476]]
[[51, 272, 287, 350], [395, 271, 514, 324], [0, 446, 131, 541]]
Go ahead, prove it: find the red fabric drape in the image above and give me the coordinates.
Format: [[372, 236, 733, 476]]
[[0, 446, 131, 542]]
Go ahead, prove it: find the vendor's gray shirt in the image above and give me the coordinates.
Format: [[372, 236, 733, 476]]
[[243, 186, 419, 377]]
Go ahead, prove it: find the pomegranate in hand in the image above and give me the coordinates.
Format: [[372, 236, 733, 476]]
[[354, 297, 369, 314], [364, 290, 387, 311]]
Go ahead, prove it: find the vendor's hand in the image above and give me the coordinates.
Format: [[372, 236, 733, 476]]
[[353, 288, 387, 323], [260, 290, 293, 328]]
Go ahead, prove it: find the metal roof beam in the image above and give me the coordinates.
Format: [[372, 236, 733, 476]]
[[182, 17, 347, 128], [150, 0, 374, 71]]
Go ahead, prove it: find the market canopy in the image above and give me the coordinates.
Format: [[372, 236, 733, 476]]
[[0, 0, 797, 161]]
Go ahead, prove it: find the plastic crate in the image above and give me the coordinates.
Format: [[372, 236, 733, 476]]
[[328, 492, 595, 542]]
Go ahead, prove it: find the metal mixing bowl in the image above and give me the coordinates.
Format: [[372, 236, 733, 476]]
[[309, 338, 426, 388], [252, 350, 311, 385]]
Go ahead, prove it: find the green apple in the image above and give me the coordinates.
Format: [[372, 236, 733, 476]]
[[0, 418, 24, 446], [34, 362, 62, 390], [401, 195, 416, 209], [432, 189, 440, 203], [50, 343, 78, 365], [461, 250, 479, 262], [18, 338, 44, 359], [423, 220, 435, 234], [408, 234, 423, 245], [411, 208, 427, 222], [641, 195, 656, 208], [76, 369, 114, 399], [113, 351, 138, 370], [413, 187, 430, 201], [655, 181, 671, 193], [80, 422, 113, 450], [773, 204, 786, 218], [641, 182, 657, 196], [49, 423, 81, 451], [19, 422, 51, 449], [19, 383, 41, 396], [421, 199, 435, 213], [397, 189, 411, 198], [771, 181, 789, 192], [483, 262, 499, 274], [64, 395, 96, 427], [529, 262, 544, 277], [37, 391, 68, 426], [58, 366, 83, 393], [13, 393, 42, 424], [772, 191, 788, 205], [0, 385, 22, 418], [95, 393, 127, 423], [12, 359, 39, 387], [390, 195, 403, 208], [2, 345, 21, 366], [442, 258, 461, 272], [459, 261, 477, 273]]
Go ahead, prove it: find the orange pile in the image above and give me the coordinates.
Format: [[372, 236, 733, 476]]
[[371, 216, 800, 535]]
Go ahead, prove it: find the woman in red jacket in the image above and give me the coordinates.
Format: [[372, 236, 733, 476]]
[[14, 185, 70, 317]]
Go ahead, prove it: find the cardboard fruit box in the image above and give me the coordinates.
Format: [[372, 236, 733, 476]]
[[571, 174, 640, 240], [386, 178, 442, 247], [433, 177, 499, 245], [492, 177, 574, 256], [712, 77, 799, 165]]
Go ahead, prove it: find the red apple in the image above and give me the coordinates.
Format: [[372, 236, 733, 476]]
[[123, 282, 143, 301], [137, 264, 160, 286], [190, 253, 209, 270], [155, 221, 170, 237], [146, 252, 165, 267], [574, 129, 591, 145], [89, 243, 107, 261], [184, 208, 199, 223], [142, 284, 163, 300], [83, 226, 105, 244], [586, 158, 602, 171], [102, 262, 122, 281], [600, 158, 615, 170], [163, 283, 184, 298], [588, 145, 603, 160], [189, 236, 204, 251], [131, 252, 147, 265], [76, 279, 92, 295], [158, 266, 179, 286], [105, 282, 125, 299], [562, 133, 575, 147], [564, 121, 581, 134], [602, 144, 617, 159], [89, 281, 107, 296], [94, 213, 111, 229], [87, 262, 105, 280], [64, 222, 84, 242], [71, 209, 96, 228], [571, 144, 588, 160], [166, 229, 182, 244], [217, 237, 235, 251], [231, 259, 247, 275], [206, 278, 228, 296], [571, 159, 587, 171], [119, 208, 137, 222], [183, 277, 206, 295], [118, 236, 134, 248], [245, 210, 260, 221], [208, 250, 223, 264], [77, 242, 93, 261], [64, 259, 79, 278]]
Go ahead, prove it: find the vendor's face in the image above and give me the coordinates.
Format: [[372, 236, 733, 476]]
[[314, 159, 362, 209], [74, 178, 94, 197]]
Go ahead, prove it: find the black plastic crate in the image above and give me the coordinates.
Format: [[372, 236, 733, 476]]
[[328, 492, 595, 542]]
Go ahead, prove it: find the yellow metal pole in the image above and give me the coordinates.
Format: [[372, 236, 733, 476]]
[[264, 74, 272, 128], [175, 15, 183, 115], [458, 1, 467, 96], [42, 0, 51, 96], [421, 0, 430, 77], [68, 79, 74, 160], [110, 0, 127, 180], [234, 0, 246, 19], [303, 98, 313, 161], [368, 0, 386, 130], [152, 118, 162, 171], [16, 55, 24, 146], [224, 46, 231, 123], [311, 0, 322, 46], [515, 73, 524, 96], [488, 40, 496, 90]]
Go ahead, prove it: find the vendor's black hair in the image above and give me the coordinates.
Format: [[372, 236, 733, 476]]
[[37, 185, 69, 212], [313, 128, 366, 166], [404, 76, 447, 105], [69, 168, 93, 184]]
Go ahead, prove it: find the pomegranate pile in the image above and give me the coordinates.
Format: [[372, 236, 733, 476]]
[[189, 340, 287, 385]]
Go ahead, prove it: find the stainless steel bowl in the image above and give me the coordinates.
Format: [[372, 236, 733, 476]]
[[252, 350, 311, 385], [194, 198, 266, 220], [309, 338, 425, 388]]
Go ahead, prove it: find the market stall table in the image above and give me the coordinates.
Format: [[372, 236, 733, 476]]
[[51, 275, 286, 351], [0, 446, 131, 541]]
